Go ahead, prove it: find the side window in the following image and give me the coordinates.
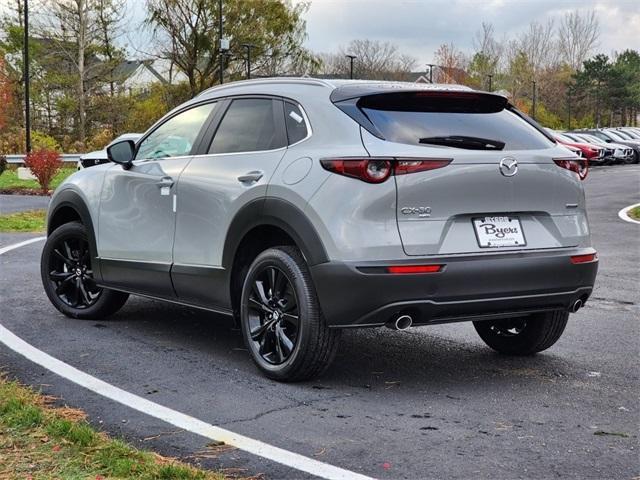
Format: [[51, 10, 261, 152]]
[[209, 98, 285, 154], [136, 102, 216, 160], [284, 101, 309, 145]]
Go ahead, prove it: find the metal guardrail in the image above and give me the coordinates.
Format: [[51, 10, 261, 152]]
[[6, 154, 81, 164]]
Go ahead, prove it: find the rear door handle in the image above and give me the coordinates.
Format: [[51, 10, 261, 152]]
[[156, 176, 174, 188], [237, 171, 263, 184]]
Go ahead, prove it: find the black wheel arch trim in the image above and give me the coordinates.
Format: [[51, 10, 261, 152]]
[[222, 197, 329, 269], [47, 189, 102, 281]]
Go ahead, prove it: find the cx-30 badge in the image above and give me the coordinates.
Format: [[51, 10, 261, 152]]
[[400, 206, 432, 217], [499, 157, 518, 177]]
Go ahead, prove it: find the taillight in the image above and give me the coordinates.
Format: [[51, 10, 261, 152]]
[[394, 158, 452, 175], [387, 264, 444, 274], [570, 252, 597, 264], [554, 157, 589, 180], [320, 157, 452, 183], [319, 158, 392, 183]]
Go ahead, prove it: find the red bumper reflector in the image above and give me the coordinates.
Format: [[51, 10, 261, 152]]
[[570, 253, 598, 264], [387, 265, 443, 274]]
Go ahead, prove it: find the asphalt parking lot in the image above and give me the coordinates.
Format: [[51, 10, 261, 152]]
[[1, 165, 638, 479]]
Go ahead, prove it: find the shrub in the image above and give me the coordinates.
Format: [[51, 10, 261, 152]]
[[86, 128, 114, 151], [0, 154, 7, 176], [24, 149, 62, 194], [0, 128, 61, 154]]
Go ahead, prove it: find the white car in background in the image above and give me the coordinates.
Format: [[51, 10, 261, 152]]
[[77, 133, 142, 170]]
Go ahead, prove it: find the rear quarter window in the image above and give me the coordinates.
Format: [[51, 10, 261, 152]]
[[284, 102, 309, 145]]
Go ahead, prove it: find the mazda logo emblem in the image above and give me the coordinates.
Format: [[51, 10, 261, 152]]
[[499, 157, 518, 177]]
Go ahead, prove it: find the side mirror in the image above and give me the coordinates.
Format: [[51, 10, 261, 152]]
[[107, 140, 136, 169]]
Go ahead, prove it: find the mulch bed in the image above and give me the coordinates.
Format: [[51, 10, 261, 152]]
[[0, 188, 51, 196]]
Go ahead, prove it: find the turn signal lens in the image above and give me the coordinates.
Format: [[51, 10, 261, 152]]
[[554, 157, 589, 180], [320, 157, 452, 183], [570, 253, 598, 264], [386, 264, 444, 274]]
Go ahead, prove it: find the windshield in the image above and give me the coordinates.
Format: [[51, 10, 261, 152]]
[[582, 134, 605, 144], [622, 130, 640, 139], [605, 130, 626, 141], [554, 133, 577, 143]]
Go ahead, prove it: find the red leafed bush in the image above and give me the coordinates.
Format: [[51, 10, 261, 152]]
[[24, 149, 62, 194]]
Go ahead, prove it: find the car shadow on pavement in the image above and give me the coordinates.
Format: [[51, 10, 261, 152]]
[[108, 296, 576, 395]]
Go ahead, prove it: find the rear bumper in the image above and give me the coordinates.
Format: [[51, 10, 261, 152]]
[[310, 248, 598, 328]]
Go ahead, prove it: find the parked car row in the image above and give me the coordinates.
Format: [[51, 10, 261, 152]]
[[547, 127, 640, 165]]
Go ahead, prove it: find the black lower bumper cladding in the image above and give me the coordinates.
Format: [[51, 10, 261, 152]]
[[311, 248, 598, 328]]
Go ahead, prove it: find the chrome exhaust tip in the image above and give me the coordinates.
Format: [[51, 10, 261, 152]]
[[570, 299, 583, 313], [387, 314, 413, 330]]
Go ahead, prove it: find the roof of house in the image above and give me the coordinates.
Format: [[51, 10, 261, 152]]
[[113, 60, 167, 84]]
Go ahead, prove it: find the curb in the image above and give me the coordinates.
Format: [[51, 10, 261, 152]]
[[0, 237, 373, 480], [618, 203, 640, 225]]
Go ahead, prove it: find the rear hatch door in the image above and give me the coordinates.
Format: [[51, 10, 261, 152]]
[[340, 89, 588, 256]]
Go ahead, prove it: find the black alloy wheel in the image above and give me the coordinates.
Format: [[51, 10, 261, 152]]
[[486, 317, 528, 337], [240, 246, 340, 381], [41, 222, 129, 319], [46, 235, 101, 309], [473, 310, 569, 355], [246, 265, 299, 365]]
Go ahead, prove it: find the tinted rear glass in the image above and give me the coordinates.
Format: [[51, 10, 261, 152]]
[[209, 98, 284, 154], [359, 93, 553, 151]]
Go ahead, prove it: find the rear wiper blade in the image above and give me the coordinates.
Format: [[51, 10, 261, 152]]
[[419, 135, 505, 150]]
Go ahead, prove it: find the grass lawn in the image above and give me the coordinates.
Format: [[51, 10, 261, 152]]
[[0, 374, 227, 479], [0, 167, 76, 194], [0, 209, 47, 232], [628, 206, 640, 221]]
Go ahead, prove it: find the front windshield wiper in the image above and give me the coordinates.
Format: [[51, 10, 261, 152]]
[[419, 135, 505, 150]]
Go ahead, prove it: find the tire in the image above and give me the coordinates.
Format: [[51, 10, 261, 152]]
[[239, 246, 340, 382], [473, 310, 569, 356], [41, 222, 129, 320]]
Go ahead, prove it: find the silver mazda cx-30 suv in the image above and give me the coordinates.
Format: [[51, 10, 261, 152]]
[[41, 79, 598, 381]]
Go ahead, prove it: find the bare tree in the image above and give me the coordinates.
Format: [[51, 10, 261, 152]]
[[433, 43, 467, 84], [558, 10, 600, 70], [469, 22, 503, 88], [319, 39, 416, 80], [517, 19, 557, 75], [39, 0, 104, 144], [95, 0, 126, 96], [473, 22, 503, 68]]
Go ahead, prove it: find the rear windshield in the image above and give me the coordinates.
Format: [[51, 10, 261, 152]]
[[359, 93, 553, 151]]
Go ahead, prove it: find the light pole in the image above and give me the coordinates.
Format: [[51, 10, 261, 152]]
[[242, 43, 255, 79], [427, 64, 436, 83], [487, 74, 493, 92], [532, 80, 537, 120], [218, 0, 229, 84], [345, 54, 356, 79], [24, 0, 31, 153]]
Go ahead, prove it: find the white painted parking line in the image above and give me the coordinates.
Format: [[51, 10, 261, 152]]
[[0, 236, 46, 255], [618, 203, 640, 225], [0, 238, 374, 480]]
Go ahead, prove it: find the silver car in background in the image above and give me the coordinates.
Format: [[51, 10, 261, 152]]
[[41, 79, 598, 381]]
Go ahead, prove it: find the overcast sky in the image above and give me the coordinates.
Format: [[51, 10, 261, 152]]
[[296, 0, 640, 67], [6, 0, 637, 69]]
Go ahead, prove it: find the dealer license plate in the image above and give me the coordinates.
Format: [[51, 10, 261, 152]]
[[472, 216, 526, 248]]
